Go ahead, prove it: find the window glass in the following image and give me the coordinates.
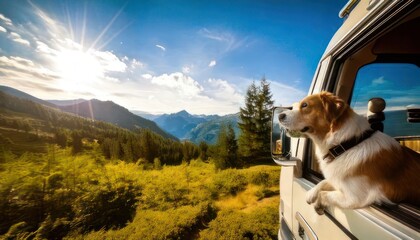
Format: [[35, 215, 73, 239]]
[[351, 63, 420, 151]]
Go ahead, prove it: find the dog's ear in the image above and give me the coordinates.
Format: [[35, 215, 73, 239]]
[[320, 92, 348, 131]]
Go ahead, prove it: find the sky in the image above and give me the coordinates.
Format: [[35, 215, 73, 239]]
[[0, 0, 346, 115]]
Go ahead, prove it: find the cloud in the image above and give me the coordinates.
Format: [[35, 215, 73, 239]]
[[182, 65, 192, 74], [91, 50, 126, 72], [199, 28, 233, 42], [0, 14, 13, 26], [124, 74, 244, 115], [35, 40, 55, 54], [130, 58, 143, 69], [372, 76, 385, 85], [12, 38, 30, 46], [206, 78, 243, 103], [198, 28, 246, 52], [8, 32, 30, 46], [268, 80, 307, 106], [141, 73, 153, 79], [155, 44, 166, 51], [0, 56, 33, 67], [208, 60, 216, 67], [0, 55, 58, 81], [0, 26, 6, 33], [151, 72, 203, 97]]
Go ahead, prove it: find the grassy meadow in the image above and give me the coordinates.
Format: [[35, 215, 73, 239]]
[[0, 143, 280, 239]]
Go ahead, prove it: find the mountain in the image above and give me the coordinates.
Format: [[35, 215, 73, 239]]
[[186, 113, 240, 144], [0, 86, 176, 141], [0, 90, 129, 155], [154, 110, 213, 140], [0, 85, 57, 108], [59, 99, 177, 140], [47, 99, 87, 106], [152, 110, 240, 144], [132, 110, 162, 121]]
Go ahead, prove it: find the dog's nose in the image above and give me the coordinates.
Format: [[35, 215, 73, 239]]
[[279, 113, 286, 121]]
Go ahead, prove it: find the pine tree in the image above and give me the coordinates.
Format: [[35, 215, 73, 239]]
[[238, 77, 274, 162], [238, 82, 258, 159], [255, 77, 274, 156], [226, 123, 238, 167], [215, 123, 238, 169]]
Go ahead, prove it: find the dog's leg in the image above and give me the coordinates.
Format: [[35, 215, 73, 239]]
[[306, 180, 334, 205], [314, 190, 366, 215]]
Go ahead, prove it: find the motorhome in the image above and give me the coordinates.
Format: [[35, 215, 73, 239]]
[[271, 0, 420, 239]]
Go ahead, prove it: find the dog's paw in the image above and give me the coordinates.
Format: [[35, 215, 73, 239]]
[[314, 204, 326, 215], [306, 188, 319, 204], [313, 191, 329, 215]]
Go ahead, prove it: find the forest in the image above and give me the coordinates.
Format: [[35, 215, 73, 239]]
[[0, 79, 279, 239]]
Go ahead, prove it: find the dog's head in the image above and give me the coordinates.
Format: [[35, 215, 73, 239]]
[[278, 91, 349, 138]]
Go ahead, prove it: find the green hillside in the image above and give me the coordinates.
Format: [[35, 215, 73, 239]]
[[0, 91, 188, 165], [186, 113, 240, 144], [59, 99, 177, 141]]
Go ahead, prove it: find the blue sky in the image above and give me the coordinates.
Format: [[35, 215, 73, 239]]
[[0, 0, 346, 114]]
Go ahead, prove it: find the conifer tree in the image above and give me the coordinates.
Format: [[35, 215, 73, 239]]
[[238, 77, 274, 162], [215, 123, 238, 169], [238, 82, 258, 159], [255, 77, 274, 156]]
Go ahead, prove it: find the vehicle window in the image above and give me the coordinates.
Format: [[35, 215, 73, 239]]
[[351, 63, 420, 152], [305, 63, 420, 178]]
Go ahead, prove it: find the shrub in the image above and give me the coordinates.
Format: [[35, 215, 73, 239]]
[[153, 157, 162, 170], [71, 162, 141, 232], [250, 172, 270, 186], [47, 172, 64, 190], [79, 203, 217, 240], [245, 167, 279, 187], [35, 215, 70, 240], [199, 205, 279, 240], [72, 182, 139, 232], [211, 169, 247, 198], [4, 221, 35, 240]]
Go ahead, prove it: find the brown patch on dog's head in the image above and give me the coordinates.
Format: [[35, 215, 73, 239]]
[[319, 91, 349, 132], [295, 91, 350, 138]]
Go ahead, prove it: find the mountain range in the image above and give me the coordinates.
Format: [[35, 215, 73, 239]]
[[152, 110, 238, 144], [0, 85, 240, 144]]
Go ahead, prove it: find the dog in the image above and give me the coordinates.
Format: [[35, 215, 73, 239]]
[[278, 91, 420, 214]]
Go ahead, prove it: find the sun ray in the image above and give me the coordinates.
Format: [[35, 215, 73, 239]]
[[89, 2, 127, 50], [65, 4, 74, 41], [87, 99, 95, 121], [80, 2, 87, 48], [96, 21, 133, 51]]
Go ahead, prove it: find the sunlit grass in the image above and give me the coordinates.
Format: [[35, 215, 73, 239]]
[[215, 184, 279, 212], [1, 148, 280, 239]]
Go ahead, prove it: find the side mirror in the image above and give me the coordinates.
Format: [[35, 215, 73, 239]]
[[271, 106, 294, 165]]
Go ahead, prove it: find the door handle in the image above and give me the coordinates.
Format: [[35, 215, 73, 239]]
[[296, 212, 318, 240]]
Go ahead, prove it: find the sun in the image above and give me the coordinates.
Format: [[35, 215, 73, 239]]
[[54, 47, 102, 93]]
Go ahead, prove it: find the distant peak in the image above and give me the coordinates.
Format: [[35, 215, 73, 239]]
[[177, 110, 190, 116]]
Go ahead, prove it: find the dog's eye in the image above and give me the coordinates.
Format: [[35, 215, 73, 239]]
[[301, 102, 308, 108]]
